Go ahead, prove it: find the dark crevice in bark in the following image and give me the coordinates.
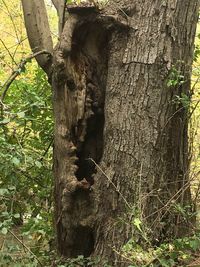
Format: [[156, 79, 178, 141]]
[[75, 112, 105, 185], [67, 189, 95, 257], [72, 224, 95, 257], [68, 20, 109, 188]]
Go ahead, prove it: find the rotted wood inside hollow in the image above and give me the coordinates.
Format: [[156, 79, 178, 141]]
[[69, 22, 109, 186], [67, 3, 98, 15]]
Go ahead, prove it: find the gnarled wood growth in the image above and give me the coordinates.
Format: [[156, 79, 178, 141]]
[[22, 0, 199, 266]]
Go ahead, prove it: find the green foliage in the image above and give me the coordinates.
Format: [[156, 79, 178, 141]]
[[122, 233, 200, 267], [117, 202, 199, 267], [0, 66, 54, 264], [0, 249, 39, 267], [167, 66, 185, 88], [172, 93, 191, 109], [54, 255, 101, 267]]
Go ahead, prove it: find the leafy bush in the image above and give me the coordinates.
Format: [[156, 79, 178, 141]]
[[0, 66, 54, 264]]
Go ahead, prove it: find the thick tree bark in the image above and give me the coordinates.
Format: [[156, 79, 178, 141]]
[[91, 1, 199, 264], [51, 0, 199, 266], [53, 1, 199, 265]]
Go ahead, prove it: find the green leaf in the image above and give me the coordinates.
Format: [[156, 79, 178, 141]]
[[189, 239, 200, 251], [0, 118, 10, 124], [20, 65, 26, 73], [12, 157, 20, 166], [17, 111, 26, 118], [133, 218, 142, 232], [8, 186, 16, 191], [1, 227, 8, 235], [0, 188, 9, 195], [26, 58, 32, 63], [167, 80, 173, 87], [35, 160, 42, 168], [158, 258, 171, 267], [13, 213, 20, 219]]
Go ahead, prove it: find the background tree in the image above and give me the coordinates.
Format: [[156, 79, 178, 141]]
[[21, 0, 199, 266]]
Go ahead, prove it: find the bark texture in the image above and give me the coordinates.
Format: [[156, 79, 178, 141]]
[[51, 0, 199, 266], [92, 2, 199, 265], [51, 0, 66, 36]]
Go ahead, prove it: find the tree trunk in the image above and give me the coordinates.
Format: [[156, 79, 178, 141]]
[[52, 1, 199, 266], [21, 0, 53, 75]]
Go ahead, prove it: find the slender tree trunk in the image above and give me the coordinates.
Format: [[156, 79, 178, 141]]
[[52, 0, 199, 265], [21, 0, 53, 75]]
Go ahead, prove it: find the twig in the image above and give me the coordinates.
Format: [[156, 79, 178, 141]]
[[161, 77, 200, 133], [0, 50, 51, 102], [144, 178, 191, 221], [41, 136, 54, 159], [138, 161, 143, 213], [149, 178, 192, 232], [2, 0, 20, 43], [87, 158, 132, 209], [161, 106, 185, 135], [112, 246, 134, 264], [0, 237, 5, 251], [0, 37, 27, 53], [8, 229, 43, 266], [0, 38, 17, 66], [191, 76, 200, 94], [188, 99, 200, 120]]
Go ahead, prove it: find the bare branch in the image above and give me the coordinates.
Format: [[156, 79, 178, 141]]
[[8, 229, 43, 266], [21, 0, 53, 76], [51, 0, 66, 36], [2, 0, 20, 43], [1, 37, 27, 54], [0, 50, 51, 103], [0, 38, 17, 67]]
